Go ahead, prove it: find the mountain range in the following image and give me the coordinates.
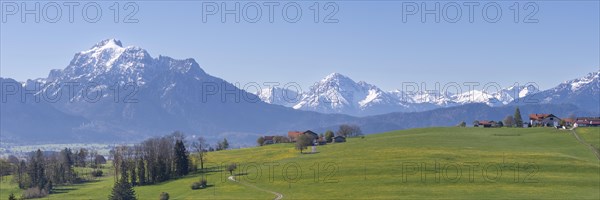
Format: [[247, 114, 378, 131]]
[[1, 39, 597, 146], [257, 71, 598, 116]]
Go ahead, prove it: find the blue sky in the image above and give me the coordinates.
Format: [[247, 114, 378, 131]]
[[1, 1, 598, 92]]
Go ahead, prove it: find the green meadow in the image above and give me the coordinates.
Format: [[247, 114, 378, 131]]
[[2, 127, 599, 199], [577, 127, 600, 150]]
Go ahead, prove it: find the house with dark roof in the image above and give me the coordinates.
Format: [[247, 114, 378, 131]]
[[333, 136, 346, 143], [263, 136, 275, 145], [529, 114, 560, 127], [288, 130, 320, 142], [303, 130, 319, 140]]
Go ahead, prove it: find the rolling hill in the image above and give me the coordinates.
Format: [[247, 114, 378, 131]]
[[1, 127, 598, 199]]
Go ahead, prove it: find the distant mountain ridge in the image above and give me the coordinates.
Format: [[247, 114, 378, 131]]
[[1, 39, 597, 145], [513, 71, 599, 112], [258, 71, 597, 116]]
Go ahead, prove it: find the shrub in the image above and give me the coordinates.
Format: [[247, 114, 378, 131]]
[[22, 187, 48, 199], [257, 137, 265, 146], [227, 163, 237, 175], [191, 178, 207, 190], [191, 182, 202, 190], [159, 192, 170, 200], [91, 169, 103, 177], [8, 193, 16, 200]]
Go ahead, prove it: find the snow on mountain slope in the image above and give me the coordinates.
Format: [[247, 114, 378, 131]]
[[2, 39, 360, 144], [288, 73, 412, 116], [493, 85, 540, 104], [260, 72, 600, 116], [256, 87, 300, 107], [2, 38, 597, 143], [451, 90, 502, 106], [536, 70, 598, 104], [276, 73, 547, 115], [569, 71, 598, 91], [516, 70, 599, 113]]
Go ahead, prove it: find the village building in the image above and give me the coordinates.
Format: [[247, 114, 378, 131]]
[[333, 136, 346, 143], [477, 120, 495, 128], [575, 117, 600, 127], [529, 114, 561, 127], [262, 136, 275, 145]]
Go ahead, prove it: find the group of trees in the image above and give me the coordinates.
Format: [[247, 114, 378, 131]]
[[497, 107, 524, 127], [1, 147, 106, 199], [336, 124, 363, 137], [108, 132, 226, 199], [110, 132, 192, 187], [256, 136, 290, 146], [2, 133, 226, 200], [294, 124, 362, 153], [108, 132, 193, 200], [215, 138, 229, 151], [258, 124, 363, 148], [468, 107, 526, 128]]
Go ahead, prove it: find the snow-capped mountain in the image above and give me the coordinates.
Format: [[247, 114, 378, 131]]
[[290, 73, 411, 116], [1, 39, 597, 144], [47, 39, 206, 89], [1, 39, 356, 143], [256, 87, 300, 107], [494, 85, 540, 104], [37, 39, 214, 121], [514, 70, 599, 112], [259, 71, 597, 116]]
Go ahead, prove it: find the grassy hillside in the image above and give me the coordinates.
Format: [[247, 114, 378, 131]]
[[2, 127, 599, 199], [577, 127, 600, 150]]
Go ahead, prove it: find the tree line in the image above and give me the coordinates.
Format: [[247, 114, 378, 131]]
[[459, 107, 526, 128], [1, 131, 229, 200], [1, 147, 107, 199], [108, 132, 229, 200], [110, 132, 191, 187]]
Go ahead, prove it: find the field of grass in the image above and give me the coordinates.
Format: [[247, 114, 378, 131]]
[[2, 127, 599, 199], [576, 127, 600, 150], [0, 175, 22, 198]]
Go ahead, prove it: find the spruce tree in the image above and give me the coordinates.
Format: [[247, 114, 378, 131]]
[[514, 107, 524, 128], [108, 176, 137, 200], [174, 140, 189, 177]]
